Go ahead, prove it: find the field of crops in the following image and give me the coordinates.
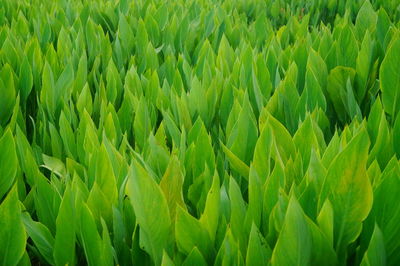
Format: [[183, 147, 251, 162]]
[[0, 0, 400, 265]]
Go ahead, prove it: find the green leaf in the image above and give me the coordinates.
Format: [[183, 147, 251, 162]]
[[41, 154, 66, 178], [106, 59, 123, 105], [271, 195, 312, 266], [162, 110, 181, 148], [16, 251, 31, 266], [40, 61, 56, 120], [175, 206, 212, 261], [54, 186, 76, 266], [229, 177, 247, 255], [134, 97, 153, 151], [19, 56, 33, 104], [255, 54, 272, 101], [187, 165, 212, 216], [59, 111, 77, 159], [298, 48, 328, 115], [306, 148, 327, 196], [252, 124, 273, 184], [182, 247, 207, 266], [214, 229, 245, 266], [0, 129, 18, 200], [160, 155, 186, 222], [355, 31, 374, 103], [307, 48, 328, 92], [188, 77, 209, 125], [155, 4, 169, 30], [87, 183, 113, 234], [0, 187, 26, 266], [2, 38, 19, 70], [118, 14, 134, 54], [79, 203, 103, 266], [368, 111, 393, 168], [226, 93, 258, 165], [145, 132, 170, 179], [0, 64, 16, 125], [361, 224, 386, 266], [112, 205, 132, 266], [262, 162, 283, 234], [246, 223, 272, 266], [307, 210, 338, 265], [186, 118, 215, 179], [100, 219, 114, 266], [323, 128, 372, 257], [376, 9, 391, 48], [76, 83, 93, 115], [338, 24, 358, 68], [33, 174, 61, 234], [22, 213, 55, 265], [126, 161, 171, 265], [259, 111, 296, 163], [161, 251, 174, 266], [220, 142, 250, 179], [317, 199, 334, 246], [344, 78, 362, 120], [199, 171, 220, 243], [326, 66, 356, 122], [369, 163, 400, 263], [380, 36, 400, 117], [48, 122, 63, 159], [394, 114, 400, 158], [265, 62, 299, 133], [244, 167, 263, 230], [73, 52, 87, 97], [94, 144, 118, 204], [293, 115, 326, 171], [355, 0, 377, 41]]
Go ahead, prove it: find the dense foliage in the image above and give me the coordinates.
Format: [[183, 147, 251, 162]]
[[0, 0, 400, 265]]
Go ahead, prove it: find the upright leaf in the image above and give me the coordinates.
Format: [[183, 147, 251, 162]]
[[0, 129, 18, 200], [361, 224, 386, 266], [54, 186, 76, 266], [271, 195, 312, 266], [380, 37, 400, 117], [126, 161, 171, 264], [200, 171, 220, 243], [323, 129, 372, 257], [160, 155, 186, 222], [246, 223, 272, 266], [22, 213, 55, 265], [0, 187, 26, 266], [175, 206, 212, 261], [227, 94, 258, 165], [0, 64, 16, 125], [79, 203, 104, 266]]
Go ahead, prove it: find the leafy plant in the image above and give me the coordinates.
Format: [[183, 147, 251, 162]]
[[0, 0, 399, 265]]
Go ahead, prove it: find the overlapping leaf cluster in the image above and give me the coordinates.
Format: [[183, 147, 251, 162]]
[[0, 0, 400, 265]]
